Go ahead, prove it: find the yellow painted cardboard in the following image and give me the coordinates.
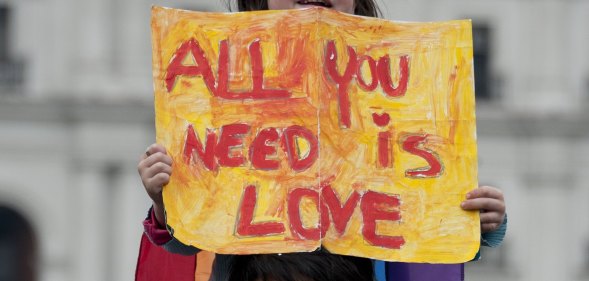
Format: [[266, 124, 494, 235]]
[[151, 6, 480, 263]]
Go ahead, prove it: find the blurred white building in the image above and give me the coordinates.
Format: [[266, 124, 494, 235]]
[[0, 0, 587, 280]]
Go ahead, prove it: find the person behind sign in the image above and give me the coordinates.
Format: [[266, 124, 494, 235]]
[[137, 0, 507, 280]]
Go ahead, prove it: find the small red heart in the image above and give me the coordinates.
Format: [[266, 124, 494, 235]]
[[372, 112, 390, 127]]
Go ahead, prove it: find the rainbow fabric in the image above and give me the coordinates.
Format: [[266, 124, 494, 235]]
[[135, 233, 463, 281]]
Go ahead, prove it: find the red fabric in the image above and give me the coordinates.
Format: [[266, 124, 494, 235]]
[[142, 208, 173, 245], [135, 232, 196, 281]]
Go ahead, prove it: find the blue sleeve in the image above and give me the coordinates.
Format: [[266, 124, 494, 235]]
[[164, 223, 201, 255], [472, 214, 507, 260], [162, 236, 201, 255], [481, 214, 507, 248]]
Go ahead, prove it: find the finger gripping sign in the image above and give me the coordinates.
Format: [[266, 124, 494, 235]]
[[151, 6, 480, 263]]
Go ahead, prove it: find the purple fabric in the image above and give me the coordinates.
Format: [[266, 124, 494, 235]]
[[386, 262, 464, 281]]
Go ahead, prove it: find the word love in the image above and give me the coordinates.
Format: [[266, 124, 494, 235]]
[[236, 184, 405, 249], [164, 39, 409, 128]]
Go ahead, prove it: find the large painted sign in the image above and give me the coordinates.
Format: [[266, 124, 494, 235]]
[[151, 6, 480, 263]]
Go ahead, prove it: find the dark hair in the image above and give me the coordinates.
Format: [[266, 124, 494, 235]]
[[0, 206, 37, 281], [228, 250, 374, 281], [226, 0, 381, 18]]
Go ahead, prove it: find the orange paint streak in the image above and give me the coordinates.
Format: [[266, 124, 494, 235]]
[[448, 66, 459, 145], [152, 6, 480, 262]]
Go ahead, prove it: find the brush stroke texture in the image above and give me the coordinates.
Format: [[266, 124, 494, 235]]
[[151, 6, 479, 263]]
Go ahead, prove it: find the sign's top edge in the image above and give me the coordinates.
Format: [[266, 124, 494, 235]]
[[150, 5, 472, 25]]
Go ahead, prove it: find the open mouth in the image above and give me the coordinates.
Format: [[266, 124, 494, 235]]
[[296, 0, 333, 8]]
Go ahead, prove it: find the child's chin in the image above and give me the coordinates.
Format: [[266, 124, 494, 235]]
[[294, 4, 332, 10]]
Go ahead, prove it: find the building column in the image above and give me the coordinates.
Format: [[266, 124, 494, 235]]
[[71, 163, 111, 281]]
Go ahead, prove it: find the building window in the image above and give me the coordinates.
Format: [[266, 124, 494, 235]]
[[0, 206, 37, 281], [0, 6, 25, 94], [472, 23, 493, 101], [0, 6, 8, 61]]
